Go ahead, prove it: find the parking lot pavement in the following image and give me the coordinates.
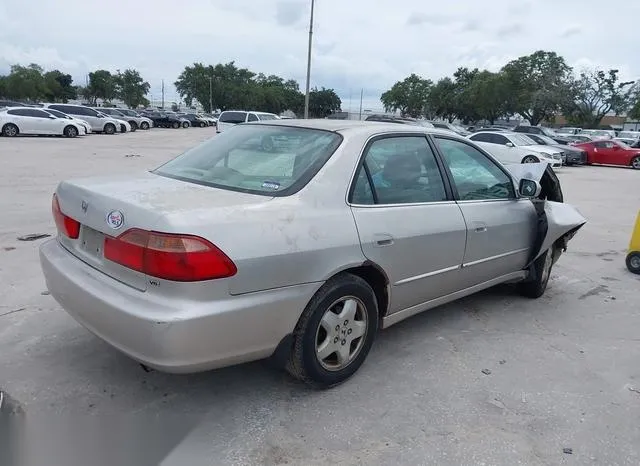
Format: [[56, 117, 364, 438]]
[[1, 130, 639, 465]]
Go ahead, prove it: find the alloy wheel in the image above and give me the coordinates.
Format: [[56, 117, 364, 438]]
[[315, 297, 368, 371]]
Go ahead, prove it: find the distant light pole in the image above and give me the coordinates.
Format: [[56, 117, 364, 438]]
[[303, 0, 315, 119], [208, 76, 213, 113]]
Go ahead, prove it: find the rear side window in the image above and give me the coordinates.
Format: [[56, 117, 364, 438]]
[[470, 132, 492, 143], [154, 125, 343, 196], [219, 112, 247, 124], [350, 136, 448, 205], [257, 114, 277, 121], [247, 113, 259, 122]]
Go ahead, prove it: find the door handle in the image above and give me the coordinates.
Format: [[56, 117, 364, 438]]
[[373, 233, 394, 247], [472, 221, 487, 233]]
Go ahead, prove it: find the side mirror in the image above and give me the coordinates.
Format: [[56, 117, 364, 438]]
[[519, 178, 541, 198], [505, 142, 514, 148]]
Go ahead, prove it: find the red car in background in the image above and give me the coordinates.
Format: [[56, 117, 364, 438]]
[[573, 139, 640, 169]]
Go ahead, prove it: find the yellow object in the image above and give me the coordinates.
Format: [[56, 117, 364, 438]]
[[630, 211, 640, 253], [626, 211, 640, 274]]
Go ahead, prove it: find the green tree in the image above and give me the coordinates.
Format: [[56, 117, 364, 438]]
[[380, 73, 432, 117], [629, 84, 640, 121], [428, 77, 458, 122], [465, 71, 509, 124], [115, 69, 150, 108], [0, 75, 7, 97], [451, 67, 481, 123], [86, 70, 117, 105], [3, 64, 47, 101], [501, 50, 574, 125], [307, 87, 341, 118], [43, 70, 77, 102], [563, 69, 635, 128], [174, 62, 308, 114]]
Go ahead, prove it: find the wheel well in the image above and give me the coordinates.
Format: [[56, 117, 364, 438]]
[[342, 264, 389, 320]]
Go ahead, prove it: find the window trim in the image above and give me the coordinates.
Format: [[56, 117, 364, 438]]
[[431, 135, 519, 202], [347, 132, 455, 207]]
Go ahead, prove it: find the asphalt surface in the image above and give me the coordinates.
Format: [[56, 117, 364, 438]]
[[1, 128, 639, 465]]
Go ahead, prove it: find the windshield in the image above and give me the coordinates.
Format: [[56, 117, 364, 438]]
[[614, 140, 631, 149], [415, 120, 435, 128], [510, 134, 536, 146], [556, 127, 575, 134], [541, 127, 558, 137], [536, 135, 557, 145], [154, 125, 343, 196], [44, 109, 71, 119]]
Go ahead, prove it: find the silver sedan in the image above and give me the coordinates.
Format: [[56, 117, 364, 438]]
[[39, 121, 586, 387]]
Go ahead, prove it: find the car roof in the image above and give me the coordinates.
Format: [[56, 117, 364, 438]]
[[247, 118, 458, 137]]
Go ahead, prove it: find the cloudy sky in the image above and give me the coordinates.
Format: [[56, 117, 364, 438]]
[[1, 0, 638, 111]]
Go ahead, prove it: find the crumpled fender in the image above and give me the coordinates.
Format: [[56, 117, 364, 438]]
[[504, 162, 587, 266]]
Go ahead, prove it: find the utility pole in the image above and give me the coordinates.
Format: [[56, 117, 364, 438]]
[[161, 80, 165, 109], [358, 88, 363, 120], [209, 76, 213, 113], [303, 0, 315, 119]]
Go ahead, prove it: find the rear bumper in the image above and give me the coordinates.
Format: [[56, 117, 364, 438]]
[[39, 239, 319, 373]]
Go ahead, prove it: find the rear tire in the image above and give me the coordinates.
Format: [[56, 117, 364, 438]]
[[286, 273, 378, 388], [172, 121, 180, 129], [104, 123, 116, 135], [140, 121, 150, 130], [200, 122, 206, 128], [2, 123, 19, 137], [63, 125, 78, 138], [631, 156, 640, 170], [518, 248, 556, 298], [626, 252, 640, 274], [129, 121, 138, 131], [182, 121, 189, 128], [522, 155, 540, 164]]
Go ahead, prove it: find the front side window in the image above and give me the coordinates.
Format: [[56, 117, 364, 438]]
[[491, 134, 509, 145], [435, 137, 515, 201], [154, 125, 342, 196], [351, 136, 447, 205], [247, 113, 259, 122]]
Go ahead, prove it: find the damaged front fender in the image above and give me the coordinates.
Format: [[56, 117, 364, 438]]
[[505, 163, 587, 266]]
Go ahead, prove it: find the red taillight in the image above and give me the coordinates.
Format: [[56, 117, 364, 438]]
[[52, 193, 80, 239], [104, 229, 237, 282]]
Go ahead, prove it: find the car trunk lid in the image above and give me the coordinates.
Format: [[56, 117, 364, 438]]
[[54, 172, 272, 291]]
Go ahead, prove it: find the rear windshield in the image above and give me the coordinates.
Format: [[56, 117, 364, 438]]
[[257, 114, 277, 121], [219, 111, 247, 123], [154, 125, 343, 196]]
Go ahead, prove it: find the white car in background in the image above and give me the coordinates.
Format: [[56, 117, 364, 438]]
[[216, 110, 279, 133], [0, 107, 85, 138], [95, 107, 153, 131], [468, 131, 562, 167], [96, 111, 131, 133], [42, 108, 93, 134], [43, 103, 123, 134], [579, 129, 615, 140]]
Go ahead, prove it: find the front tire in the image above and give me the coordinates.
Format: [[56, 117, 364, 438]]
[[626, 252, 640, 274], [171, 121, 180, 129], [63, 125, 78, 138], [286, 273, 378, 388], [2, 123, 19, 137], [140, 121, 150, 130], [104, 123, 116, 135], [182, 121, 189, 128], [129, 121, 138, 131], [518, 247, 556, 298], [631, 156, 640, 170], [522, 155, 540, 164]]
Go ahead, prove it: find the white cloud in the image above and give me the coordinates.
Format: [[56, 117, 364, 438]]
[[1, 0, 639, 111]]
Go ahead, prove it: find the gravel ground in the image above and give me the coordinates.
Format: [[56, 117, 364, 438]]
[[1, 128, 639, 465]]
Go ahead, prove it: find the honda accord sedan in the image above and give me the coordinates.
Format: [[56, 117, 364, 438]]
[[39, 121, 586, 387]]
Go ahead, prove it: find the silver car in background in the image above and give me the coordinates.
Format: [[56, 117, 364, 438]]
[[39, 121, 585, 388], [96, 107, 153, 131]]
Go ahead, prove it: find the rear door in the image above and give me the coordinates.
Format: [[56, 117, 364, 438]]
[[6, 109, 32, 133], [349, 134, 467, 314], [433, 136, 537, 288]]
